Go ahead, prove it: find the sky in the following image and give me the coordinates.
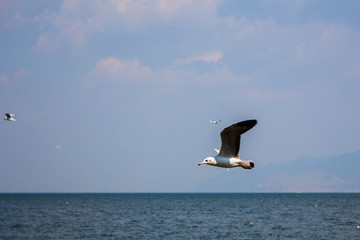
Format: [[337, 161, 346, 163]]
[[1, 0, 360, 192]]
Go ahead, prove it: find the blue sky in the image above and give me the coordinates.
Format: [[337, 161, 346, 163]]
[[1, 0, 360, 192]]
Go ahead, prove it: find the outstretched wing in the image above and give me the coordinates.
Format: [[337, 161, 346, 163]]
[[218, 119, 257, 158], [5, 113, 10, 118]]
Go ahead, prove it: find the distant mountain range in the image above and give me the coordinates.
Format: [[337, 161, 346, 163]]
[[192, 151, 360, 192]]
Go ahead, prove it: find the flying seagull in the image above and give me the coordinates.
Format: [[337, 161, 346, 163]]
[[56, 145, 62, 149], [210, 120, 221, 124], [4, 113, 16, 121], [199, 119, 257, 169]]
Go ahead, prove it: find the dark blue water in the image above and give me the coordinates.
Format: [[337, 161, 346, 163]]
[[1, 193, 360, 239]]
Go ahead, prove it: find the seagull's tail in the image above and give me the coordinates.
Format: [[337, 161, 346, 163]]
[[238, 160, 255, 169]]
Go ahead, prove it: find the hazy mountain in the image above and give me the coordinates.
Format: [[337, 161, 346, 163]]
[[192, 151, 360, 192]]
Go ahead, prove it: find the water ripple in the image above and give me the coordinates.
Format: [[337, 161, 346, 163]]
[[0, 193, 360, 239]]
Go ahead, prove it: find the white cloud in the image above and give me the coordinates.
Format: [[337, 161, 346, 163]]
[[110, 0, 219, 23], [29, 0, 360, 94], [176, 51, 223, 65], [34, 32, 59, 54], [34, 17, 89, 54], [90, 57, 151, 81], [87, 56, 249, 88], [33, 0, 221, 53]]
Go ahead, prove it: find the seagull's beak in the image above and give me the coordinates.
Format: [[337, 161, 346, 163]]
[[198, 162, 205, 166]]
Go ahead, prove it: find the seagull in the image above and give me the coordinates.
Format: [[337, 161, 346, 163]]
[[4, 113, 16, 121], [56, 145, 62, 149], [198, 119, 257, 169], [210, 120, 221, 124]]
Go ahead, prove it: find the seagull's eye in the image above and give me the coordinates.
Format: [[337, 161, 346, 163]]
[[205, 160, 208, 162]]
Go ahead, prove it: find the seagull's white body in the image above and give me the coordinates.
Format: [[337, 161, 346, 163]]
[[4, 113, 15, 121], [204, 155, 253, 169], [210, 120, 221, 124], [199, 119, 257, 169], [204, 148, 253, 168]]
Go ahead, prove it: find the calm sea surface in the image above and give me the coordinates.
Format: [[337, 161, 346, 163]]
[[1, 193, 360, 239]]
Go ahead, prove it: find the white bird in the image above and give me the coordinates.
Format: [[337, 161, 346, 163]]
[[56, 145, 62, 149], [4, 113, 16, 121], [199, 119, 257, 169], [210, 120, 221, 124]]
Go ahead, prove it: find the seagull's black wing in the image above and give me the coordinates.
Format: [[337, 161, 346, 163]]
[[218, 119, 257, 158], [5, 113, 10, 118]]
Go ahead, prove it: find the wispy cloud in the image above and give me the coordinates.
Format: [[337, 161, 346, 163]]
[[0, 74, 9, 86], [0, 2, 32, 30], [89, 57, 151, 83], [86, 56, 248, 88], [34, 20, 89, 54], [13, 69, 28, 79], [32, 0, 220, 53], [22, 1, 360, 94], [0, 69, 27, 86], [176, 51, 223, 65]]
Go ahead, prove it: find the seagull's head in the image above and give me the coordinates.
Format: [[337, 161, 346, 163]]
[[198, 157, 217, 166]]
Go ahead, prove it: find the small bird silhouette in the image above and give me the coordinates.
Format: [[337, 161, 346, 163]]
[[210, 120, 221, 124], [4, 113, 16, 121]]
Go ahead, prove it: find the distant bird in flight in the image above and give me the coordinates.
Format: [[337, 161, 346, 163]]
[[210, 120, 221, 124], [56, 145, 62, 149], [199, 119, 257, 169], [4, 113, 16, 121]]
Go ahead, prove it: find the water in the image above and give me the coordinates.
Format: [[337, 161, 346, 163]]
[[1, 193, 360, 239]]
